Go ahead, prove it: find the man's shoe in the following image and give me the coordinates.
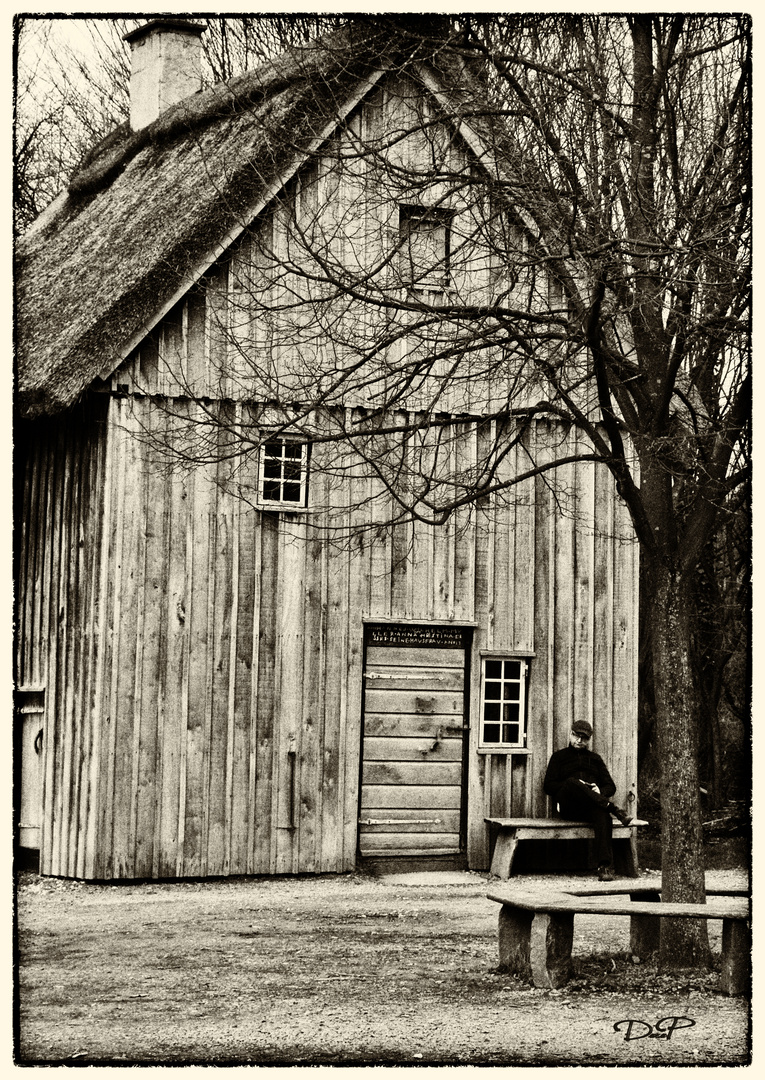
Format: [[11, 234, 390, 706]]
[[598, 865, 615, 882], [610, 806, 633, 827]]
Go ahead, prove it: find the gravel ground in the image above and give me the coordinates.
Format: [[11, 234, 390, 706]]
[[15, 867, 750, 1066]]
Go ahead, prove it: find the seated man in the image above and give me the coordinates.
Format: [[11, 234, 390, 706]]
[[543, 720, 633, 881]]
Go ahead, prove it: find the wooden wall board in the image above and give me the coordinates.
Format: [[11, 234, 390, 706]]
[[81, 408, 107, 879], [572, 450, 595, 737], [181, 457, 212, 876], [156, 467, 188, 877], [228, 493, 254, 874], [362, 714, 464, 739], [111, 407, 143, 879], [362, 736, 462, 761], [360, 834, 460, 853], [133, 420, 164, 878], [253, 512, 278, 874], [361, 785, 463, 810], [321, 517, 350, 872], [244, 508, 264, 874], [297, 529, 326, 873], [362, 761, 462, 785]]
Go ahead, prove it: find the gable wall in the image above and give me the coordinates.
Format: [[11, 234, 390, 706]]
[[107, 72, 560, 420]]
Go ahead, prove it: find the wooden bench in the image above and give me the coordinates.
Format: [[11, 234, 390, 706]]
[[561, 879, 750, 956], [487, 887, 750, 996], [485, 817, 648, 878]]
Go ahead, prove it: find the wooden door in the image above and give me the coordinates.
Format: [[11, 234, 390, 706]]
[[16, 688, 45, 851], [359, 625, 469, 857]]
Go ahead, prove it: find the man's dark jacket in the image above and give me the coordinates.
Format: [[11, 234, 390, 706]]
[[543, 745, 617, 800]]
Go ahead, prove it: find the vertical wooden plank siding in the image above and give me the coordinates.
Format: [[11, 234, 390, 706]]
[[253, 512, 278, 873], [512, 448, 536, 654], [275, 522, 306, 872], [229, 468, 253, 874], [17, 391, 638, 879], [613, 478, 640, 812], [14, 402, 108, 878], [95, 402, 122, 880], [321, 507, 350, 871], [298, 524, 326, 872], [183, 453, 213, 877], [111, 402, 143, 879], [530, 422, 557, 818], [72, 416, 96, 877], [134, 406, 166, 877], [552, 444, 576, 754], [38, 439, 58, 875], [50, 422, 70, 877], [20, 418, 639, 885], [62, 421, 82, 877], [206, 454, 235, 876], [594, 463, 617, 792], [573, 451, 596, 737], [156, 461, 187, 877], [344, 465, 372, 869], [244, 505, 263, 873]]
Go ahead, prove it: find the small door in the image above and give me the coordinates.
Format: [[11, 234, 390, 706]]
[[16, 688, 45, 850], [359, 626, 469, 857]]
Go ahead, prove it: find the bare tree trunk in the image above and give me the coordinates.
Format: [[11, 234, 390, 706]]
[[650, 560, 710, 967]]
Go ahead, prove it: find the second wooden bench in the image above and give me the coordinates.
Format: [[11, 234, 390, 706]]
[[486, 886, 750, 996], [485, 817, 648, 878]]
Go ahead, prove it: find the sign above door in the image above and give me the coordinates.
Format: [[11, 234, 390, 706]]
[[366, 624, 471, 649]]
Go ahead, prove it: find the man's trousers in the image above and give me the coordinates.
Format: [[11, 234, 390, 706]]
[[556, 778, 615, 867]]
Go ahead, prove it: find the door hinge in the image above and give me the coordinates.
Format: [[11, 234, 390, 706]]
[[359, 818, 442, 826]]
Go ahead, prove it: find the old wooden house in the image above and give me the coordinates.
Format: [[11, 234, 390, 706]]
[[14, 18, 639, 880]]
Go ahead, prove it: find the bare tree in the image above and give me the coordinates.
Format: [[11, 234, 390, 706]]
[[13, 15, 345, 232], [151, 14, 748, 967], [14, 16, 136, 232], [18, 14, 750, 967], [203, 15, 344, 81]]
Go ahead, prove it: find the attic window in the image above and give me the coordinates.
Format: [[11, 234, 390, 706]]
[[399, 204, 452, 289], [258, 439, 309, 509]]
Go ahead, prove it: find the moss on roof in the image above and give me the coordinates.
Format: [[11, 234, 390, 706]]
[[15, 20, 488, 418]]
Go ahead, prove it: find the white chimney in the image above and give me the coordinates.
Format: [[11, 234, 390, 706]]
[[124, 19, 205, 131]]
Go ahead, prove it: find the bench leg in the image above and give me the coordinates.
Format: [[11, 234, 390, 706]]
[[613, 834, 639, 877], [629, 891, 661, 956], [720, 919, 750, 996], [498, 906, 574, 989], [626, 832, 639, 877], [530, 911, 574, 989], [490, 832, 519, 879], [498, 904, 533, 976]]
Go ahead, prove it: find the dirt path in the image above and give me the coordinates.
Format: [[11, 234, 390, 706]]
[[16, 868, 749, 1065]]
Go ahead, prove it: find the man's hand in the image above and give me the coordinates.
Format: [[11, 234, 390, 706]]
[[578, 780, 600, 793]]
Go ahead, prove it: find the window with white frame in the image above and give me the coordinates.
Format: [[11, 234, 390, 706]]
[[399, 204, 452, 288], [258, 439, 309, 509], [479, 657, 529, 749]]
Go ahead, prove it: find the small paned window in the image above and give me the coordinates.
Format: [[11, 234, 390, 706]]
[[479, 658, 528, 749], [399, 204, 451, 288], [259, 440, 309, 509]]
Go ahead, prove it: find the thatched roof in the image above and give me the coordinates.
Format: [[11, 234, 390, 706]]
[[16, 19, 473, 419]]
